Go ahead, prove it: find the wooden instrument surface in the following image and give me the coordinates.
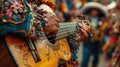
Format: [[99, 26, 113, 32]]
[[5, 34, 71, 67], [0, 36, 17, 67]]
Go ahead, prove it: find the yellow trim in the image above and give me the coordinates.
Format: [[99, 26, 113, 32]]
[[42, 0, 55, 5]]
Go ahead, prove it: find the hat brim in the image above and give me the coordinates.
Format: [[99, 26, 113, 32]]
[[81, 2, 107, 18]]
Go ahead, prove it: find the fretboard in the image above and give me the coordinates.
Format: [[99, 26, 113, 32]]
[[56, 22, 78, 40]]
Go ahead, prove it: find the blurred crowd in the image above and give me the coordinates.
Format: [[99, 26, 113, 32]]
[[54, 0, 120, 67]]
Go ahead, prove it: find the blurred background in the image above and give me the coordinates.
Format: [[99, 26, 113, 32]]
[[54, 0, 120, 67]]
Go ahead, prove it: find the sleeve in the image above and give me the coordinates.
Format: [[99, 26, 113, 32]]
[[23, 0, 32, 11]]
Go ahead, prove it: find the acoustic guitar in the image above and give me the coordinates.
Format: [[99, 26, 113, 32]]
[[4, 4, 91, 67]]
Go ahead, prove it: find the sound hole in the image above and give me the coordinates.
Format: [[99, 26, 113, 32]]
[[47, 36, 56, 44]]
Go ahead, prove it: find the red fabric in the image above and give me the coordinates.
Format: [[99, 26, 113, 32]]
[[109, 36, 117, 43], [28, 0, 34, 2], [103, 44, 110, 52]]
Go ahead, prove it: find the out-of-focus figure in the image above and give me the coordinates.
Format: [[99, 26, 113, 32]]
[[108, 0, 120, 22], [81, 2, 107, 67], [105, 21, 120, 67], [102, 0, 120, 67]]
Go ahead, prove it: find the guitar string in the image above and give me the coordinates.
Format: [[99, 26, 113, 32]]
[[43, 23, 77, 38], [48, 30, 78, 42], [45, 23, 78, 41], [45, 20, 90, 42], [45, 20, 87, 39], [48, 31, 77, 42], [48, 27, 77, 39]]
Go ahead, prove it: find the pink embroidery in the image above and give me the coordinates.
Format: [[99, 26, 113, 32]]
[[5, 0, 24, 18]]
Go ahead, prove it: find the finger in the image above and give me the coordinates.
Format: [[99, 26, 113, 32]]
[[44, 13, 56, 19], [82, 20, 90, 25], [78, 24, 90, 32], [51, 26, 59, 34], [45, 13, 60, 24], [80, 28, 89, 37], [78, 23, 90, 30], [47, 21, 58, 28], [85, 26, 90, 31], [45, 25, 58, 34], [45, 19, 59, 32], [45, 26, 59, 37], [47, 19, 59, 27], [76, 36, 86, 41], [80, 36, 86, 41], [46, 20, 55, 27], [76, 36, 81, 41], [54, 17, 61, 23], [53, 20, 59, 27], [44, 27, 53, 32]]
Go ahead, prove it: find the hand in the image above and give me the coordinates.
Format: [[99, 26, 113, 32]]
[[43, 13, 60, 37], [76, 20, 91, 41]]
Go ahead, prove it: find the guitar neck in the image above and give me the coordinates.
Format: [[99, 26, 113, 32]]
[[56, 22, 78, 40]]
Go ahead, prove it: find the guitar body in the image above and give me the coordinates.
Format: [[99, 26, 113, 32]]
[[5, 34, 71, 67]]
